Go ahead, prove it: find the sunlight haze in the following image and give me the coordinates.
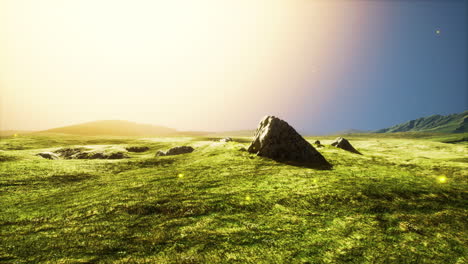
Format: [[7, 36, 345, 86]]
[[0, 0, 366, 132], [1, 0, 465, 133]]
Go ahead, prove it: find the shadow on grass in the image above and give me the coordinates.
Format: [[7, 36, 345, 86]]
[[259, 157, 333, 170], [0, 172, 97, 187], [0, 153, 21, 162]]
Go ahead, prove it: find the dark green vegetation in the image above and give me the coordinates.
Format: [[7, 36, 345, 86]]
[[376, 110, 468, 133], [1, 133, 467, 263]]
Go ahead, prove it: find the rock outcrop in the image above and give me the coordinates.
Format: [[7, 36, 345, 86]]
[[220, 137, 233, 142], [331, 137, 361, 154], [247, 116, 331, 168], [36, 152, 59, 160], [54, 147, 128, 159], [156, 146, 194, 156], [126, 146, 150, 152]]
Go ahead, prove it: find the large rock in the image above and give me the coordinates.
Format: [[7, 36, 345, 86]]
[[36, 152, 59, 160], [331, 137, 361, 154], [247, 116, 331, 168], [156, 146, 194, 156]]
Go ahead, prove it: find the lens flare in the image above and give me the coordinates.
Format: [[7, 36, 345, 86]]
[[437, 176, 447, 183]]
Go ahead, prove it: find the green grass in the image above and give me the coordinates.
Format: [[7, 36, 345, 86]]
[[0, 134, 467, 263]]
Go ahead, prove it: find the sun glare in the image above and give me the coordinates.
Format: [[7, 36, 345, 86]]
[[0, 0, 367, 131]]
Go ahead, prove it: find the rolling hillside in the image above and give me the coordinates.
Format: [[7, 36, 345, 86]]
[[376, 111, 468, 133], [0, 130, 34, 137], [40, 120, 179, 136]]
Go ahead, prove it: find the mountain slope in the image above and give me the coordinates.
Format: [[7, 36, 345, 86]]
[[331, 129, 370, 135], [40, 120, 178, 136], [376, 111, 468, 133]]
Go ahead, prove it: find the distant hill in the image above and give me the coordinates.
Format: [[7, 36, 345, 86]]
[[40, 120, 179, 136], [0, 130, 34, 137], [331, 129, 370, 135], [376, 111, 468, 133]]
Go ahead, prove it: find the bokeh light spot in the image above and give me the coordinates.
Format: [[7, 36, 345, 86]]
[[437, 176, 447, 183]]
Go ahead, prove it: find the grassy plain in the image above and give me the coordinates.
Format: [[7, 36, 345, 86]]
[[0, 133, 467, 263]]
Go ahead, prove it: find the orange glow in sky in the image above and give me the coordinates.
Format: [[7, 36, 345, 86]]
[[0, 0, 368, 131]]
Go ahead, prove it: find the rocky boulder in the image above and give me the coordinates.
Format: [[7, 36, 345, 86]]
[[156, 146, 194, 156], [36, 152, 59, 160], [247, 116, 331, 168], [331, 137, 361, 154]]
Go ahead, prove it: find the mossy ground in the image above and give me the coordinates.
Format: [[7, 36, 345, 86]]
[[0, 133, 467, 263]]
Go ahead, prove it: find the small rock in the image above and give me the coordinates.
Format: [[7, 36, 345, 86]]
[[156, 150, 166, 156], [314, 140, 324, 147], [331, 137, 361, 154], [220, 137, 233, 142], [36, 152, 59, 160]]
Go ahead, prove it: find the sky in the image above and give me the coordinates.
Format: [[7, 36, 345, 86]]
[[0, 0, 466, 134]]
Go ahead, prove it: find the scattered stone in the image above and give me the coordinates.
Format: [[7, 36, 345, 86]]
[[156, 146, 194, 156], [36, 152, 59, 160], [331, 137, 361, 154], [220, 137, 233, 142], [247, 116, 331, 168], [126, 146, 150, 152], [314, 140, 324, 148]]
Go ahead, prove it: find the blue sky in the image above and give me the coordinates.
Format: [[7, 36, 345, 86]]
[[296, 0, 467, 134]]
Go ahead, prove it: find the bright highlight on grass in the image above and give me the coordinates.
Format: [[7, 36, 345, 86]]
[[437, 176, 447, 183], [245, 195, 251, 201], [178, 173, 184, 179]]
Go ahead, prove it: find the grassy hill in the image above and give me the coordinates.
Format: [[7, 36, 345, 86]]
[[0, 133, 466, 263], [0, 130, 34, 137], [376, 111, 468, 133], [41, 120, 179, 136]]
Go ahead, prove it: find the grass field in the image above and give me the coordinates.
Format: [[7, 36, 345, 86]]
[[0, 133, 467, 263]]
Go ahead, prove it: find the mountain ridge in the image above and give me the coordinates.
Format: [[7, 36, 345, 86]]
[[375, 111, 467, 133]]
